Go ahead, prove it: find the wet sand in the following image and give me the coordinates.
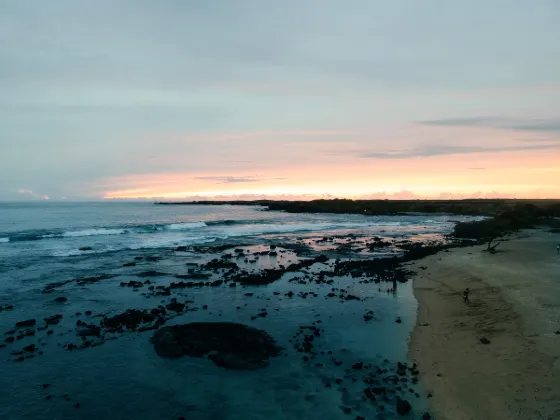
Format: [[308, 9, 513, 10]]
[[409, 229, 560, 420]]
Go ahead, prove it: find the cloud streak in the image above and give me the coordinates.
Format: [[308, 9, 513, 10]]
[[193, 176, 262, 184], [421, 117, 560, 133], [360, 143, 560, 159]]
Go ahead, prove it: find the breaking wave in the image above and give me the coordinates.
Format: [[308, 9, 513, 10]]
[[222, 221, 408, 237], [61, 228, 126, 237], [0, 217, 445, 248], [165, 222, 207, 230]]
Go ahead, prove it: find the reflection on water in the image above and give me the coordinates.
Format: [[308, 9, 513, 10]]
[[0, 251, 429, 419], [0, 204, 470, 419]]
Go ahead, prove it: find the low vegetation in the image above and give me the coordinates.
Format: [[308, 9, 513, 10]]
[[158, 198, 560, 217], [452, 203, 560, 251]]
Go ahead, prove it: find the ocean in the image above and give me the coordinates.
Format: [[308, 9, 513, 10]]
[[0, 202, 480, 419]]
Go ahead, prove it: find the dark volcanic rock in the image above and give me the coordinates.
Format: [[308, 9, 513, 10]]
[[0, 304, 14, 312], [479, 337, 491, 345], [16, 319, 36, 328], [121, 280, 144, 288], [396, 397, 412, 415], [79, 247, 93, 251], [165, 300, 186, 312], [76, 274, 115, 285], [23, 344, 37, 352], [286, 255, 329, 272], [363, 310, 374, 322], [231, 269, 284, 285], [334, 257, 412, 283], [102, 309, 161, 332], [137, 271, 167, 278], [202, 259, 239, 271], [352, 362, 363, 370], [44, 315, 63, 325], [77, 324, 101, 337], [174, 273, 210, 281], [151, 322, 282, 370], [54, 297, 68, 303], [42, 279, 74, 294], [364, 388, 376, 402]]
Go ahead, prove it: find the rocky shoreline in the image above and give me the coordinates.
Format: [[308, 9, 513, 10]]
[[156, 198, 560, 218], [0, 231, 468, 418]]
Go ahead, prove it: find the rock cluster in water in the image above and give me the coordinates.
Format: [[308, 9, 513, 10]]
[[151, 322, 283, 370], [1, 236, 450, 417]]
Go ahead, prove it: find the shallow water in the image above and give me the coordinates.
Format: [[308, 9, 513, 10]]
[[0, 203, 475, 419], [0, 271, 425, 419]]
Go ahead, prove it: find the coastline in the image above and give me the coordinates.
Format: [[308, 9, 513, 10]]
[[408, 229, 560, 420], [0, 204, 460, 419]]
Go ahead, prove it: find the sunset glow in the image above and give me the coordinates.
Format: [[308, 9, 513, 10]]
[[99, 123, 560, 200], [2, 1, 560, 201]]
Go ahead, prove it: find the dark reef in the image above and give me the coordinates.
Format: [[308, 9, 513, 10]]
[[151, 322, 283, 370]]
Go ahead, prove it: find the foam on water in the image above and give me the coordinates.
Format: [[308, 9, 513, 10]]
[[165, 222, 207, 230], [61, 228, 127, 237], [128, 234, 221, 250], [0, 204, 483, 262], [49, 235, 224, 257], [222, 221, 408, 237], [0, 216, 458, 248]]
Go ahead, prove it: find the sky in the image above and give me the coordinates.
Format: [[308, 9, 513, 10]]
[[1, 0, 560, 201]]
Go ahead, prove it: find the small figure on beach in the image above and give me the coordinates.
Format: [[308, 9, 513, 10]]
[[463, 288, 470, 304], [556, 243, 559, 254]]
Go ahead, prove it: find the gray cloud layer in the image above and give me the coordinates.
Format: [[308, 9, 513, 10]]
[[1, 1, 560, 198]]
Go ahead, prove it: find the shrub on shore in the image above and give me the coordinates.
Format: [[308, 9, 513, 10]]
[[452, 203, 560, 242]]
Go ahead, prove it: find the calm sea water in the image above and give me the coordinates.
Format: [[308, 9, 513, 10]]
[[0, 202, 479, 419]]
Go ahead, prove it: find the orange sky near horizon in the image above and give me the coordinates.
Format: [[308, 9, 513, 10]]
[[99, 124, 560, 200]]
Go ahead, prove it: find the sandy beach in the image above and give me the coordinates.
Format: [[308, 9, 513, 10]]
[[409, 229, 560, 420]]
